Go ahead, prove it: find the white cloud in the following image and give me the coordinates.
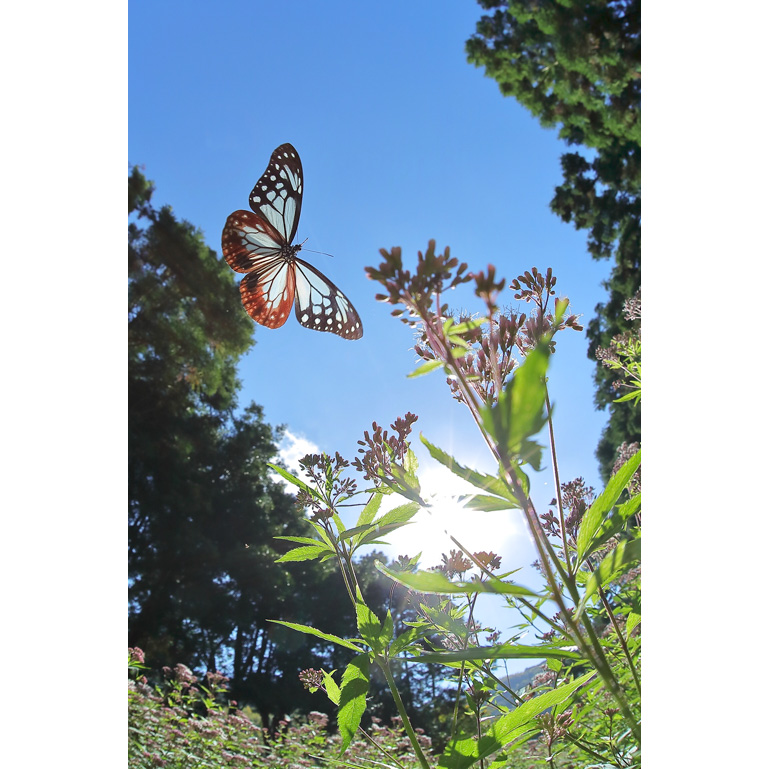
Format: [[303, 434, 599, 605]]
[[271, 430, 320, 489]]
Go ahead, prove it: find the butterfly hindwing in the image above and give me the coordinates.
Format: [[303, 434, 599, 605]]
[[293, 258, 363, 340], [248, 143, 303, 244], [239, 258, 296, 329]]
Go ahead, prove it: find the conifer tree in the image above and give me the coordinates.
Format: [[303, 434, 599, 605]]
[[466, 0, 641, 478], [129, 168, 343, 720]]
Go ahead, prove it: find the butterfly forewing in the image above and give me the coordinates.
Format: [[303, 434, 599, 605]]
[[222, 210, 286, 273], [293, 258, 363, 340], [248, 143, 303, 244]]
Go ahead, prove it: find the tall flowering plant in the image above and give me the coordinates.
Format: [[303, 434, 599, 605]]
[[271, 242, 641, 769]]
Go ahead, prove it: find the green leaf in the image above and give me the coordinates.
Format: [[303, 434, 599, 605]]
[[268, 620, 365, 653], [383, 611, 394, 645], [267, 462, 313, 495], [410, 643, 583, 665], [421, 435, 518, 503], [323, 670, 341, 705], [627, 611, 641, 634], [355, 601, 388, 654], [580, 492, 641, 561], [275, 544, 331, 563], [407, 358, 444, 378], [439, 671, 595, 769], [389, 625, 427, 656], [345, 504, 420, 548], [478, 344, 550, 468], [357, 521, 413, 544], [576, 449, 641, 563], [338, 523, 377, 542], [355, 491, 383, 528], [338, 655, 370, 754], [403, 446, 419, 477], [274, 535, 326, 546], [308, 520, 337, 549], [382, 450, 424, 505], [449, 317, 485, 335], [575, 538, 641, 618], [376, 562, 540, 598], [459, 493, 521, 512], [373, 501, 421, 527], [420, 604, 472, 641]]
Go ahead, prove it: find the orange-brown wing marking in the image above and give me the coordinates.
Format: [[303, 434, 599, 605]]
[[222, 210, 286, 274], [239, 258, 296, 328]]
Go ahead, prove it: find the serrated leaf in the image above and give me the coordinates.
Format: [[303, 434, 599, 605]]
[[323, 670, 341, 705], [420, 604, 470, 640], [338, 655, 370, 754], [267, 462, 313, 495], [356, 492, 383, 527], [389, 625, 426, 656], [357, 520, 415, 548], [308, 520, 336, 549], [274, 535, 326, 546], [627, 611, 641, 634], [403, 446, 419, 477], [449, 318, 485, 335], [355, 601, 387, 653], [420, 435, 517, 502], [439, 671, 595, 769], [408, 358, 444, 378], [576, 450, 641, 563], [459, 493, 520, 512], [384, 452, 424, 505], [575, 538, 641, 618], [332, 512, 346, 535], [275, 544, 331, 563], [338, 523, 377, 542], [268, 620, 365, 653], [478, 344, 550, 468], [410, 643, 583, 665], [377, 562, 539, 598], [374, 501, 421, 527], [383, 611, 394, 643], [580, 493, 641, 560]]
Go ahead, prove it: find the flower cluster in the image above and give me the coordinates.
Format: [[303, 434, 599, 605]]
[[367, 240, 472, 327], [369, 248, 583, 414], [351, 413, 418, 484], [296, 451, 357, 521], [298, 668, 325, 690]]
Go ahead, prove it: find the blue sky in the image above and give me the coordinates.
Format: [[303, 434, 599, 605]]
[[129, 0, 615, 643], [6, 1, 765, 763]]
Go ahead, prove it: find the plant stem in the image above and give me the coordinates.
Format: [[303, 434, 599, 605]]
[[596, 580, 641, 696], [545, 388, 573, 578], [378, 657, 431, 769], [499, 452, 640, 744]]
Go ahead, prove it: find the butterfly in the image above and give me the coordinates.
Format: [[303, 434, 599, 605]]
[[222, 143, 363, 340]]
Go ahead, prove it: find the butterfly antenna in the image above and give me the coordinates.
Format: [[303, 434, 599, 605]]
[[298, 237, 335, 258]]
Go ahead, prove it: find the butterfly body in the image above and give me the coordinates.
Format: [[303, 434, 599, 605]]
[[222, 144, 363, 339]]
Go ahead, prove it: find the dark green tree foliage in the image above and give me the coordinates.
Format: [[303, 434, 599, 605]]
[[128, 168, 346, 724], [466, 0, 640, 479]]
